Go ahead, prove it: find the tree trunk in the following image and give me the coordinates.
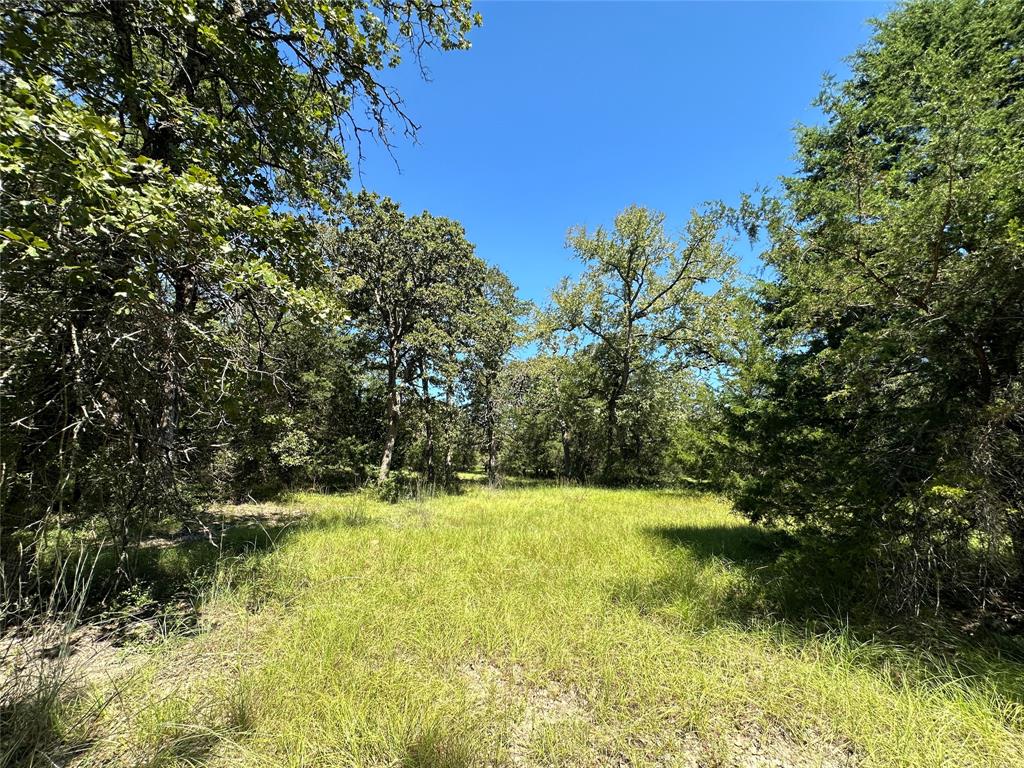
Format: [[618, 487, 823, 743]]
[[604, 346, 631, 481], [444, 442, 455, 484], [485, 428, 498, 488], [560, 421, 572, 480], [603, 394, 620, 480], [485, 381, 498, 486], [485, 420, 498, 486], [378, 354, 401, 482], [421, 370, 434, 484], [109, 3, 203, 480], [443, 385, 455, 484]]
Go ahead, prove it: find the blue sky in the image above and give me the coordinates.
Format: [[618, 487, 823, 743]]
[[354, 1, 891, 305]]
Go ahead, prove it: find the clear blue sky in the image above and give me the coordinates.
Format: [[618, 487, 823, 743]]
[[354, 1, 891, 305]]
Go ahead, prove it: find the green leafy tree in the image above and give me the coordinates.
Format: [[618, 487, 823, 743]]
[[0, 0, 479, 587], [332, 192, 488, 482], [730, 0, 1024, 608], [497, 354, 596, 480], [1, 77, 317, 563], [214, 302, 379, 499], [2, 0, 479, 205], [547, 205, 735, 483], [465, 268, 525, 485]]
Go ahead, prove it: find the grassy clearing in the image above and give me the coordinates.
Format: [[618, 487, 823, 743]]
[[13, 486, 1024, 767]]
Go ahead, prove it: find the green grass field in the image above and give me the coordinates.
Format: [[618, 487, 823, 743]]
[[25, 486, 1024, 767]]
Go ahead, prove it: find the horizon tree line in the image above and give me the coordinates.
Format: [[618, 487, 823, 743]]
[[2, 0, 1021, 618]]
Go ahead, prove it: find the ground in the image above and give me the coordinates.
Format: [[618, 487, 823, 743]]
[[4, 485, 1023, 767]]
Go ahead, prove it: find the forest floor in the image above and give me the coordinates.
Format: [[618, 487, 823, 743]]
[[4, 485, 1024, 767]]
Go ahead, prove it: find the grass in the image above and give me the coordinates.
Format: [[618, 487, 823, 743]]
[[10, 485, 1024, 767]]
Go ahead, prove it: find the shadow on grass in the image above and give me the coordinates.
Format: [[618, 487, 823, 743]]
[[401, 725, 475, 768], [1, 684, 223, 768], [137, 729, 221, 768], [101, 518, 296, 605], [648, 524, 795, 566], [615, 521, 1024, 715], [7, 505, 315, 645], [0, 680, 99, 768], [1, 507, 310, 767]]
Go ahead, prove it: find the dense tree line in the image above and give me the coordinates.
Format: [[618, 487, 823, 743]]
[[2, 0, 1022, 619], [724, 0, 1024, 609], [0, 0, 484, 592]]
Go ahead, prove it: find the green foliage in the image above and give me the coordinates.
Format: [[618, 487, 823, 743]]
[[0, 74, 315, 556], [0, 0, 480, 600], [1, 0, 479, 208], [535, 204, 736, 484], [331, 191, 518, 487], [372, 468, 423, 503], [465, 268, 528, 485], [727, 0, 1024, 608], [214, 311, 380, 499], [497, 354, 600, 480]]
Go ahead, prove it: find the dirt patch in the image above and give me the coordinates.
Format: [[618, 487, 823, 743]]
[[460, 660, 590, 766], [1, 621, 143, 705], [671, 725, 860, 768], [459, 660, 858, 768]]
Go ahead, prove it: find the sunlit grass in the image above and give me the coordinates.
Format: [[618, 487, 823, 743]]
[[66, 486, 1024, 766]]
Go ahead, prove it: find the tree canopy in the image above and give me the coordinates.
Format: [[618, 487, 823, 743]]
[[2, 0, 1022, 622], [726, 0, 1024, 606], [0, 0, 481, 581], [544, 205, 735, 483]]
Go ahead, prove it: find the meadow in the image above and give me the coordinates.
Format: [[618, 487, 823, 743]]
[[9, 485, 1023, 767], [5, 3, 1023, 766]]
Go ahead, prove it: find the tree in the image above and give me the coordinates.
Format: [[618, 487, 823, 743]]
[[497, 355, 594, 480], [729, 0, 1024, 608], [213, 296, 379, 499], [1, 77, 318, 563], [0, 0, 479, 588], [465, 268, 525, 485], [2, 0, 479, 206], [547, 205, 735, 483], [332, 192, 487, 482]]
